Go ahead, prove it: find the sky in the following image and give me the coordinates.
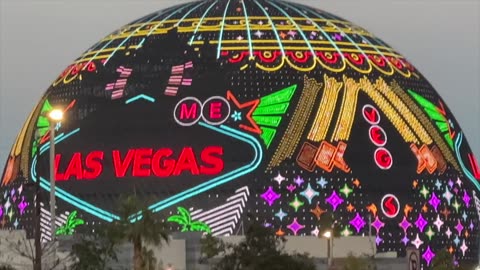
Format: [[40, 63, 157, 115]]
[[0, 0, 479, 168]]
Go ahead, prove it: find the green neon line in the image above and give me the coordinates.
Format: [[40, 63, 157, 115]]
[[253, 102, 290, 115], [257, 85, 297, 108], [408, 89, 454, 149], [252, 115, 282, 127], [260, 127, 276, 148]]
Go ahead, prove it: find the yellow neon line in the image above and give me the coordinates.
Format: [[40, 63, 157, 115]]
[[100, 25, 374, 42], [308, 74, 342, 142], [122, 16, 352, 28]]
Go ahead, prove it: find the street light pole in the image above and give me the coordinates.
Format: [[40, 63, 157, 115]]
[[47, 108, 63, 266], [323, 230, 332, 268], [49, 120, 56, 240]]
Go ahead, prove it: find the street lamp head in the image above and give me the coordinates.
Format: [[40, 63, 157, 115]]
[[48, 109, 64, 122], [323, 230, 332, 238]]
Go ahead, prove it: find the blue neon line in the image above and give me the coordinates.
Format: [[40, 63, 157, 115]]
[[82, 6, 178, 69], [146, 2, 196, 37], [125, 94, 156, 104], [30, 128, 120, 221], [148, 122, 263, 213], [292, 2, 369, 61], [455, 132, 480, 191], [240, 0, 254, 58], [189, 0, 218, 45], [278, 1, 344, 61], [267, 1, 315, 56], [135, 1, 198, 49], [105, 6, 189, 65], [176, 1, 207, 27], [252, 0, 285, 56], [217, 0, 232, 59], [29, 123, 263, 222], [311, 4, 390, 59], [39, 133, 65, 153]]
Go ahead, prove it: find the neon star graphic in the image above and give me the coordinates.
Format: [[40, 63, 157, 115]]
[[443, 186, 453, 205], [310, 204, 326, 220], [452, 199, 461, 212], [289, 195, 304, 212], [287, 30, 297, 37], [462, 190, 471, 207], [349, 213, 366, 233], [422, 203, 428, 213], [375, 235, 383, 246], [414, 214, 428, 233], [352, 179, 361, 187], [311, 226, 320, 237], [293, 176, 304, 187], [17, 196, 28, 215], [4, 199, 10, 213], [462, 211, 468, 222], [412, 180, 418, 189], [435, 179, 442, 190], [456, 177, 463, 187], [275, 209, 287, 221], [411, 234, 424, 249], [445, 227, 452, 239], [287, 218, 305, 235], [7, 209, 13, 221], [231, 111, 242, 121], [316, 177, 328, 188], [455, 219, 464, 235], [448, 179, 454, 188], [286, 184, 296, 192], [433, 215, 444, 232], [420, 185, 430, 199], [341, 226, 352, 237], [226, 90, 261, 134], [300, 183, 319, 204], [371, 216, 385, 234], [460, 240, 468, 256], [326, 190, 344, 211], [339, 183, 353, 198], [260, 186, 281, 206], [422, 246, 435, 266], [429, 192, 441, 211], [346, 203, 355, 212], [254, 30, 264, 38], [273, 172, 286, 186], [441, 206, 451, 219], [453, 236, 460, 246], [276, 227, 285, 236], [398, 216, 411, 232], [401, 234, 409, 246], [425, 226, 435, 241]]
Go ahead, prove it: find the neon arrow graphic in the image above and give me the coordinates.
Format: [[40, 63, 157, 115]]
[[125, 94, 155, 104]]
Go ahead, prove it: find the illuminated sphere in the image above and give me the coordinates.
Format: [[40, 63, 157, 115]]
[[2, 0, 479, 266]]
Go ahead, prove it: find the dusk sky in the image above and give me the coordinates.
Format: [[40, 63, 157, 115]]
[[0, 0, 479, 168]]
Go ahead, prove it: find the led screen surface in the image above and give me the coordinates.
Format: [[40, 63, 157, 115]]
[[1, 0, 480, 267]]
